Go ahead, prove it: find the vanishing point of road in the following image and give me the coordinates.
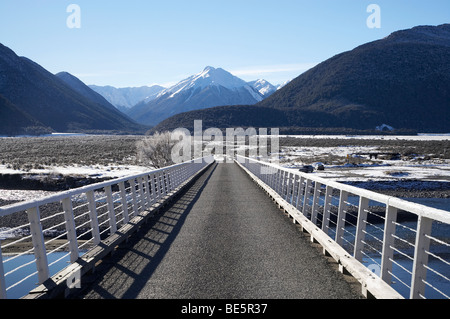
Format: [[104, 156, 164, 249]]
[[73, 162, 362, 299]]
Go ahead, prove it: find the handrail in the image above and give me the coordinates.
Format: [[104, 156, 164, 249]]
[[235, 156, 450, 223], [236, 155, 450, 299], [0, 157, 212, 217], [0, 156, 213, 299]]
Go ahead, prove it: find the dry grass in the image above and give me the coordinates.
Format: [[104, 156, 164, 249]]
[[0, 135, 144, 170]]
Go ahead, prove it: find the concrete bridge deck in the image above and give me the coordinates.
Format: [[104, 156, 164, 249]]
[[72, 162, 361, 299]]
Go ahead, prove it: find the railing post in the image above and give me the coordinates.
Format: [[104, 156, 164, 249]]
[[311, 182, 322, 225], [119, 181, 130, 225], [157, 172, 164, 198], [86, 190, 101, 245], [137, 177, 146, 211], [180, 164, 187, 183], [410, 215, 433, 299], [26, 206, 49, 284], [291, 175, 299, 206], [275, 170, 283, 195], [272, 167, 280, 191], [285, 172, 293, 202], [283, 171, 289, 197], [155, 173, 161, 199], [166, 169, 173, 193], [176, 166, 183, 187], [136, 177, 145, 212], [335, 190, 349, 245], [155, 173, 161, 198], [260, 164, 269, 183], [149, 174, 157, 204], [143, 175, 151, 208], [266, 166, 274, 188], [302, 179, 312, 217], [62, 197, 80, 263], [129, 178, 138, 217], [282, 171, 289, 198], [170, 169, 178, 190], [105, 185, 117, 234], [354, 197, 369, 261], [180, 166, 187, 185], [295, 176, 305, 210], [162, 172, 168, 196], [322, 185, 333, 235], [0, 244, 7, 299], [381, 204, 397, 284]]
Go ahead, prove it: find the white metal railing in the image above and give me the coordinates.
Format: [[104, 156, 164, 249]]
[[0, 156, 213, 299], [236, 155, 450, 299]]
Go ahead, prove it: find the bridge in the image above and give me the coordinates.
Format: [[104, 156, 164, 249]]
[[0, 155, 449, 300]]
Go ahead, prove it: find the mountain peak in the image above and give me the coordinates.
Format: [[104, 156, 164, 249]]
[[127, 66, 265, 126], [203, 66, 216, 72], [160, 66, 250, 98], [248, 79, 277, 97]]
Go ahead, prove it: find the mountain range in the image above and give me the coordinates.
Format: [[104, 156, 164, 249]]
[[88, 68, 279, 127], [124, 66, 277, 127], [0, 43, 146, 135], [89, 84, 165, 113], [2, 24, 449, 136], [152, 24, 450, 134]]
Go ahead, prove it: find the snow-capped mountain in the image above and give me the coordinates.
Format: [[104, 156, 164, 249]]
[[276, 79, 291, 90], [89, 85, 165, 113], [247, 79, 277, 97], [127, 66, 266, 126]]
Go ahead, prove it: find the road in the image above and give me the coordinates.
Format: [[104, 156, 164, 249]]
[[74, 162, 361, 299]]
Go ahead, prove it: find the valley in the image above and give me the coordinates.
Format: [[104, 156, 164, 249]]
[[0, 134, 449, 206]]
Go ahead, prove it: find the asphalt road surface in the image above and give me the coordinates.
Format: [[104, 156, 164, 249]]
[[74, 162, 362, 299]]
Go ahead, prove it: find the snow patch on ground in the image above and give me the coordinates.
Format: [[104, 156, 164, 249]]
[[0, 164, 151, 202], [0, 163, 150, 179], [276, 142, 450, 183], [280, 134, 450, 141]]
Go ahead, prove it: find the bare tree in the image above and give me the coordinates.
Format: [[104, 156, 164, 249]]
[[136, 131, 177, 168]]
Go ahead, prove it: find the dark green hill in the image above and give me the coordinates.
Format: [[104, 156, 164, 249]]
[[0, 94, 51, 135], [0, 43, 148, 135], [153, 24, 450, 134]]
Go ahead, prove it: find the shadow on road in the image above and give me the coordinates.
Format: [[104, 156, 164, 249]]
[[71, 163, 218, 299]]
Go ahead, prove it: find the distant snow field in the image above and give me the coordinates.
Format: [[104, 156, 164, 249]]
[[281, 134, 450, 141], [0, 163, 150, 179], [0, 163, 151, 202], [277, 143, 450, 183]]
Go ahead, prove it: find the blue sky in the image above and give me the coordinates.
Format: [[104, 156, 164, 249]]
[[0, 0, 449, 88]]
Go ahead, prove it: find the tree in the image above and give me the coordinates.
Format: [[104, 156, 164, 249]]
[[136, 131, 177, 168]]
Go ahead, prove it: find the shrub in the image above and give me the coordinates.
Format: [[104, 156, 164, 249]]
[[136, 131, 177, 169]]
